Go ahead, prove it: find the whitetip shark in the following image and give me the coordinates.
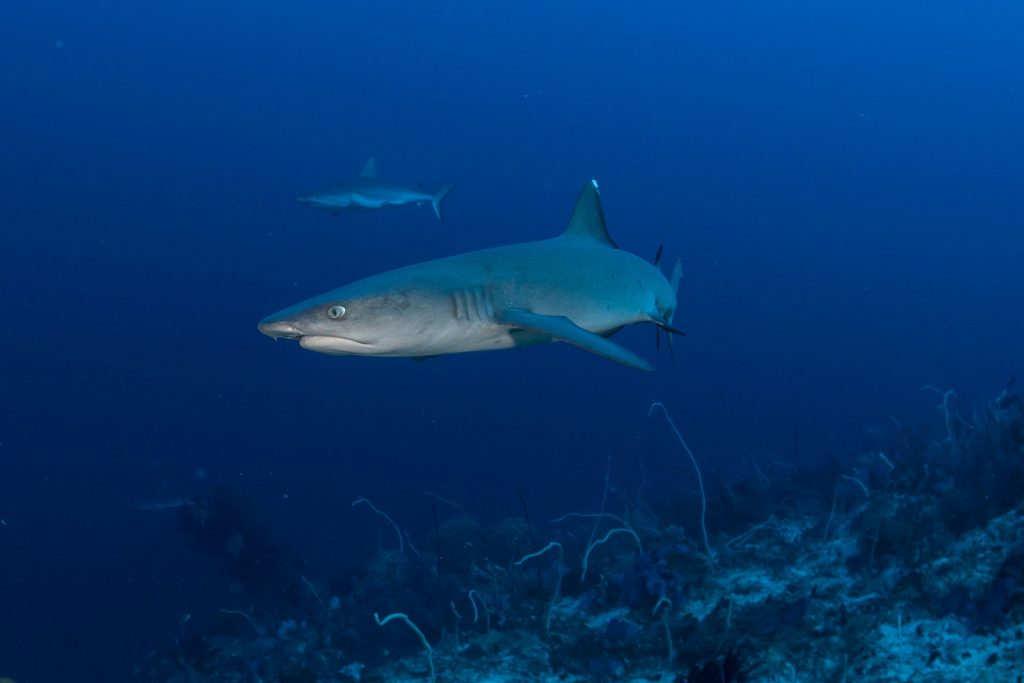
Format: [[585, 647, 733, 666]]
[[260, 181, 683, 370], [295, 157, 455, 222]]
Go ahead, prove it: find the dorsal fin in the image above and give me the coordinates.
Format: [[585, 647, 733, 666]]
[[562, 180, 618, 248], [359, 157, 377, 178]]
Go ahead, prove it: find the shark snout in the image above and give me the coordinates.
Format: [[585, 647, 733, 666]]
[[258, 318, 302, 340]]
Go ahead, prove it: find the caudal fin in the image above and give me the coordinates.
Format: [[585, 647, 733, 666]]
[[432, 183, 455, 223], [669, 259, 683, 316], [666, 259, 684, 363], [653, 258, 684, 362]]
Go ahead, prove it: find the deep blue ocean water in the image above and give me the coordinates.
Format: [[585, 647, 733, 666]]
[[1, 1, 1022, 680]]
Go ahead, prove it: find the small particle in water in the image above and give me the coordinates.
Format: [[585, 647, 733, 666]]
[[195, 468, 208, 480], [55, 40, 63, 49]]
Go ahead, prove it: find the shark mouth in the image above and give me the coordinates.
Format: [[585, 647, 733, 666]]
[[299, 335, 377, 355]]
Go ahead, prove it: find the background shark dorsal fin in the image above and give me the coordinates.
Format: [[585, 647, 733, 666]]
[[359, 157, 377, 178], [562, 180, 618, 248]]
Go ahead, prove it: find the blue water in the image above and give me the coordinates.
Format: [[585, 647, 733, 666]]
[[1, 1, 1022, 680]]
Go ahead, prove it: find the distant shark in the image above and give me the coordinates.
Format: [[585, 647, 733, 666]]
[[295, 157, 455, 222], [260, 181, 683, 370]]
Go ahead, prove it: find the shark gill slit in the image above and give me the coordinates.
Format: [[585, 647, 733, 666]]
[[483, 287, 495, 320], [452, 291, 465, 321], [453, 289, 490, 323], [473, 288, 486, 322]]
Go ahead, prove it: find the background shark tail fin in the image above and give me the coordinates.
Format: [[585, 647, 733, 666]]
[[432, 183, 454, 223]]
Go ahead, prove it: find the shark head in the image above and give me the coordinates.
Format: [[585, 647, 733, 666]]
[[294, 192, 351, 212], [258, 280, 444, 356]]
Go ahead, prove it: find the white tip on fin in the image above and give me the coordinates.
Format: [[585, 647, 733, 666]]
[[359, 157, 377, 178], [562, 179, 618, 248]]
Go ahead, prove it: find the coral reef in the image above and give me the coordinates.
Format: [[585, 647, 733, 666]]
[[136, 384, 1024, 681]]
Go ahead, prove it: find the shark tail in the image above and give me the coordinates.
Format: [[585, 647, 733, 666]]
[[669, 258, 683, 322], [656, 258, 685, 363], [432, 183, 455, 223]]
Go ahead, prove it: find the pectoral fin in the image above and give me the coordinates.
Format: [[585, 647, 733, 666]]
[[497, 307, 653, 371]]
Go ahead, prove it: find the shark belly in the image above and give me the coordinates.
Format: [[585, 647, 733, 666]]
[[350, 189, 431, 210], [430, 324, 523, 355], [350, 193, 394, 209], [416, 286, 525, 356]]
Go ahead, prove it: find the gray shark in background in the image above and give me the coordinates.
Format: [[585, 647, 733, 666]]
[[295, 157, 455, 222], [261, 181, 683, 370]]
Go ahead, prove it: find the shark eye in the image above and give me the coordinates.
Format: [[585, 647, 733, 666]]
[[327, 305, 347, 319]]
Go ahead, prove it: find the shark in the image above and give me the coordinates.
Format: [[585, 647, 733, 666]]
[[260, 180, 683, 370], [295, 157, 455, 222]]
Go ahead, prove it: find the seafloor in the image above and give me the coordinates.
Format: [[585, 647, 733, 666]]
[[136, 385, 1024, 682]]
